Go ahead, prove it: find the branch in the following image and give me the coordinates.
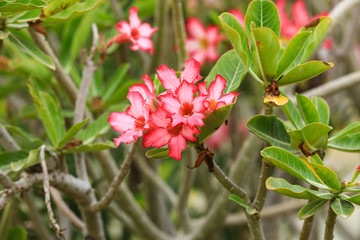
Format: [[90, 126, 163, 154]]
[[171, 0, 188, 69], [88, 140, 139, 212], [324, 202, 337, 240], [0, 126, 20, 151], [328, 0, 360, 35], [0, 169, 15, 189]]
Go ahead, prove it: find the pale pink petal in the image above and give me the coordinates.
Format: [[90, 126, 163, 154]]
[[205, 45, 220, 62], [157, 65, 180, 91], [186, 17, 205, 39], [171, 114, 186, 127], [180, 58, 202, 83], [215, 101, 227, 109], [116, 21, 131, 36], [176, 81, 196, 103], [209, 75, 226, 100], [137, 37, 154, 53], [190, 51, 207, 65], [186, 38, 201, 52], [108, 112, 135, 132], [218, 92, 239, 105], [187, 113, 205, 128], [206, 26, 222, 43], [130, 44, 140, 51], [149, 107, 170, 128], [197, 82, 208, 95], [192, 95, 207, 112], [113, 129, 140, 146], [168, 135, 187, 160], [143, 128, 171, 148], [138, 23, 158, 37], [127, 92, 148, 119], [205, 123, 229, 151], [129, 7, 141, 28], [181, 125, 199, 141], [292, 1, 309, 28], [159, 93, 180, 114], [142, 74, 155, 94], [129, 83, 153, 100]]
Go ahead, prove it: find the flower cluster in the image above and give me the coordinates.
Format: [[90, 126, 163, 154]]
[[107, 7, 158, 54], [108, 59, 238, 160]]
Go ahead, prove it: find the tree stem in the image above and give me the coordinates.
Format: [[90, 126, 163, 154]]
[[324, 202, 337, 240], [171, 0, 188, 69]]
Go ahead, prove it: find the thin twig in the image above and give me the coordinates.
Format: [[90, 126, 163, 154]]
[[328, 0, 360, 34], [40, 145, 64, 239], [0, 126, 20, 151], [172, 0, 188, 70], [88, 140, 139, 212]]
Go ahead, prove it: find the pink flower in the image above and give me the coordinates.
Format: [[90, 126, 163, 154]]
[[157, 58, 202, 92], [185, 17, 223, 64], [109, 7, 158, 54], [128, 74, 160, 111], [205, 123, 229, 152], [108, 92, 150, 146], [143, 108, 199, 160], [198, 75, 239, 113], [159, 81, 207, 128]]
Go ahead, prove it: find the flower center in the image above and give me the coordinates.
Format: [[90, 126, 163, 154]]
[[131, 28, 140, 40], [134, 116, 146, 129], [179, 102, 194, 117], [200, 38, 209, 49], [167, 124, 182, 136], [208, 99, 217, 111]]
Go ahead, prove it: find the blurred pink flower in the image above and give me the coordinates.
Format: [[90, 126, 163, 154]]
[[108, 7, 158, 54], [205, 123, 229, 151], [185, 17, 223, 64]]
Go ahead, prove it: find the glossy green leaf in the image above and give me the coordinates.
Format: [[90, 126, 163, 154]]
[[41, 0, 79, 18], [246, 115, 292, 151], [346, 195, 360, 206], [204, 49, 247, 94], [281, 96, 304, 129], [62, 141, 115, 153], [4, 125, 43, 146], [296, 94, 320, 124], [328, 133, 360, 152], [76, 112, 111, 144], [331, 198, 354, 219], [298, 199, 327, 220], [6, 226, 27, 240], [277, 31, 311, 77], [229, 194, 258, 215], [308, 154, 323, 165], [329, 122, 360, 141], [57, 118, 90, 148], [266, 177, 332, 200], [219, 12, 251, 68], [311, 163, 340, 191], [0, 0, 46, 12], [261, 147, 328, 189], [103, 64, 130, 101], [8, 33, 55, 70], [298, 17, 333, 63], [11, 148, 40, 172], [251, 27, 280, 82], [0, 150, 28, 174], [279, 61, 333, 86], [199, 103, 234, 143], [301, 123, 332, 150], [145, 148, 170, 159], [244, 0, 280, 40], [312, 97, 330, 125], [288, 129, 304, 149]]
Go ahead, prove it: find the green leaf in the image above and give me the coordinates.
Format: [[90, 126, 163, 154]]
[[8, 33, 55, 70], [6, 226, 27, 240], [310, 163, 340, 191], [62, 141, 115, 153], [145, 148, 170, 159], [277, 31, 311, 77], [298, 17, 333, 63], [301, 123, 332, 150], [76, 112, 111, 144], [298, 199, 327, 220], [251, 27, 280, 82], [266, 177, 332, 200], [0, 30, 9, 40], [0, 150, 28, 174], [229, 194, 258, 215], [199, 103, 234, 143], [331, 198, 354, 219], [57, 118, 90, 148], [11, 148, 40, 172], [329, 122, 360, 141], [219, 12, 251, 68], [279, 61, 333, 86], [312, 97, 330, 125], [246, 115, 292, 151], [296, 94, 320, 124], [103, 64, 130, 101], [346, 195, 360, 206], [308, 154, 323, 165], [244, 0, 280, 39], [0, 0, 47, 12], [328, 133, 360, 152], [261, 147, 328, 189], [41, 0, 80, 18], [281, 96, 304, 129], [204, 49, 247, 94], [4, 125, 43, 146]]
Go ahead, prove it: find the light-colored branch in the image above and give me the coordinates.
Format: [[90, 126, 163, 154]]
[[0, 169, 15, 189], [88, 140, 139, 212], [172, 0, 188, 70], [328, 0, 360, 34], [40, 145, 64, 239], [29, 29, 78, 105], [0, 126, 20, 151]]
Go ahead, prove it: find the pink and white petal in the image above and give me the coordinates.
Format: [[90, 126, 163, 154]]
[[218, 92, 239, 105], [130, 44, 140, 51], [159, 93, 181, 114], [190, 51, 207, 66], [127, 92, 148, 119], [112, 34, 131, 44], [171, 114, 186, 127], [143, 128, 171, 148], [187, 112, 205, 128], [185, 17, 205, 39], [142, 74, 155, 94], [157, 65, 180, 91], [129, 83, 153, 100], [192, 94, 207, 112], [214, 101, 226, 110], [206, 26, 222, 43], [149, 107, 170, 128], [176, 81, 196, 103], [180, 58, 202, 83], [113, 129, 139, 146], [116, 21, 131, 35], [108, 112, 135, 132], [138, 23, 158, 37], [209, 75, 227, 100], [292, 1, 309, 28], [129, 7, 141, 28], [137, 37, 154, 52], [205, 46, 220, 62], [197, 82, 208, 95], [186, 38, 201, 52], [168, 135, 187, 160], [181, 125, 199, 141]]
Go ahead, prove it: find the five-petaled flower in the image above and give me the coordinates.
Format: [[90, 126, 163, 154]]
[[108, 7, 158, 54], [185, 17, 223, 65]]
